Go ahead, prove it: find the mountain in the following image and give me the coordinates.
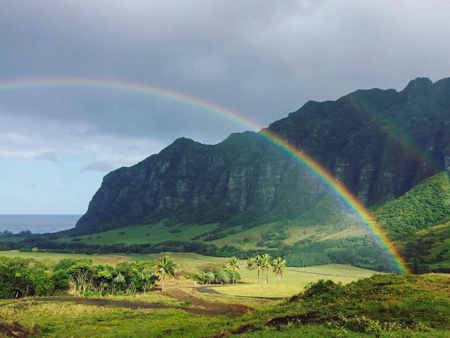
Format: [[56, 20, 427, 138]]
[[75, 77, 450, 234]]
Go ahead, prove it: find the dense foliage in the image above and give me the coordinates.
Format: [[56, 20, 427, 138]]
[[0, 256, 173, 299], [375, 171, 450, 239], [0, 257, 53, 298]]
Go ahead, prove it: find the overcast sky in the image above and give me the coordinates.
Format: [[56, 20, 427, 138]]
[[1, 0, 450, 214]]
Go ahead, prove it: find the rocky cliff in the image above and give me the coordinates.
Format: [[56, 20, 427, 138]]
[[75, 77, 450, 234]]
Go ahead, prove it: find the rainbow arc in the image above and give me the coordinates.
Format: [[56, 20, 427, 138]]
[[0, 77, 410, 273]]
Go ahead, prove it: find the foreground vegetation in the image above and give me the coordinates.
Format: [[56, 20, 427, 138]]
[[0, 251, 449, 337]]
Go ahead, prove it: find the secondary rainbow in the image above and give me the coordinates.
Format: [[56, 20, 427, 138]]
[[0, 77, 410, 273]]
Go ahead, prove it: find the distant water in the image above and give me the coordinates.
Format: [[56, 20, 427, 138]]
[[0, 214, 81, 234]]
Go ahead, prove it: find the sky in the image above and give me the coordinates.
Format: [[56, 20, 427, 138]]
[[1, 0, 450, 214]]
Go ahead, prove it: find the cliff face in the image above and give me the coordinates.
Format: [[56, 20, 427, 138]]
[[75, 77, 450, 233]]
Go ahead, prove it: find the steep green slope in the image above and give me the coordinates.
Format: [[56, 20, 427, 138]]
[[373, 171, 450, 272], [375, 171, 450, 239]]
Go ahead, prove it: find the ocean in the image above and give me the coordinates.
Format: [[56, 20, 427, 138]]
[[0, 214, 81, 234]]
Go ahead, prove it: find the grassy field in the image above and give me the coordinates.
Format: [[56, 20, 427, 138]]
[[57, 221, 220, 245], [0, 250, 449, 337], [55, 220, 277, 250], [210, 264, 378, 298], [0, 250, 378, 298], [52, 219, 370, 251]]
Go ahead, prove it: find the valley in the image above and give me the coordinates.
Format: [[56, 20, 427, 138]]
[[0, 251, 449, 337]]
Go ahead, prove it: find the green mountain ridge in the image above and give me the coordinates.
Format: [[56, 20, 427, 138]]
[[76, 77, 450, 234]]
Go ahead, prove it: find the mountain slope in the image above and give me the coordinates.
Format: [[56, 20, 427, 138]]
[[76, 77, 450, 234], [375, 171, 450, 239]]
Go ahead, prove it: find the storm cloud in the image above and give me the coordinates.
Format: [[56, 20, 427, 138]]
[[1, 0, 450, 213]]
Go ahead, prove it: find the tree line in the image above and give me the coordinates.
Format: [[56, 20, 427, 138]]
[[0, 255, 175, 299], [191, 254, 287, 285]]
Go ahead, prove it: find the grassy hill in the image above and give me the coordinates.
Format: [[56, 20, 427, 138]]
[[229, 273, 450, 337]]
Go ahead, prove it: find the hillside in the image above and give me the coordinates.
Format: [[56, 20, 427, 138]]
[[375, 171, 450, 239], [76, 77, 450, 234]]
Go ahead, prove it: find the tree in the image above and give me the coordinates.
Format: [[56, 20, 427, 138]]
[[155, 255, 175, 292], [227, 256, 239, 285], [67, 261, 94, 296], [272, 257, 286, 281], [140, 268, 156, 293], [255, 255, 263, 283], [246, 257, 257, 281], [94, 264, 115, 296], [261, 254, 272, 284]]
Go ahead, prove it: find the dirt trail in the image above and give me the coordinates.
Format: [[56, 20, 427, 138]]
[[30, 297, 174, 310], [164, 288, 252, 316]]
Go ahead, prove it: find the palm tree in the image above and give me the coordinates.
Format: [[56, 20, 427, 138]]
[[155, 255, 175, 292], [246, 257, 257, 282], [255, 255, 263, 283], [227, 256, 239, 284], [261, 254, 272, 284], [272, 257, 286, 281]]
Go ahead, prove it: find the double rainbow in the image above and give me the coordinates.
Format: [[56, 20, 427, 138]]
[[0, 78, 410, 273]]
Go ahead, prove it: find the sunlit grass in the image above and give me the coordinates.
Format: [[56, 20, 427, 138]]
[[0, 300, 228, 337], [56, 221, 220, 245], [209, 263, 379, 298]]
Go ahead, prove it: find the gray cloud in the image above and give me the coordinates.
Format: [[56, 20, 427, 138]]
[[1, 1, 450, 212], [81, 160, 117, 173]]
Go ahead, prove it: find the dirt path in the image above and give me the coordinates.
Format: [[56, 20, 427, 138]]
[[164, 288, 252, 316], [196, 286, 283, 301], [30, 297, 175, 310]]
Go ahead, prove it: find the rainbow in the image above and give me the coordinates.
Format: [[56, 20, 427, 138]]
[[0, 77, 410, 273]]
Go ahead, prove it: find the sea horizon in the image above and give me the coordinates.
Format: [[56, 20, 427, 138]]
[[0, 214, 82, 234]]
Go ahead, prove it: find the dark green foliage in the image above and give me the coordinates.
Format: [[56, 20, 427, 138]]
[[191, 268, 240, 285], [285, 252, 331, 267], [0, 256, 168, 299], [293, 279, 345, 301], [0, 257, 53, 298], [375, 171, 450, 239], [290, 236, 400, 272], [374, 171, 450, 271]]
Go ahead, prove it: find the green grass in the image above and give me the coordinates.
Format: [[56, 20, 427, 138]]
[[283, 224, 320, 245], [207, 223, 275, 249], [52, 217, 369, 252], [0, 300, 228, 338], [57, 221, 219, 245], [211, 263, 379, 298], [227, 273, 450, 337]]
